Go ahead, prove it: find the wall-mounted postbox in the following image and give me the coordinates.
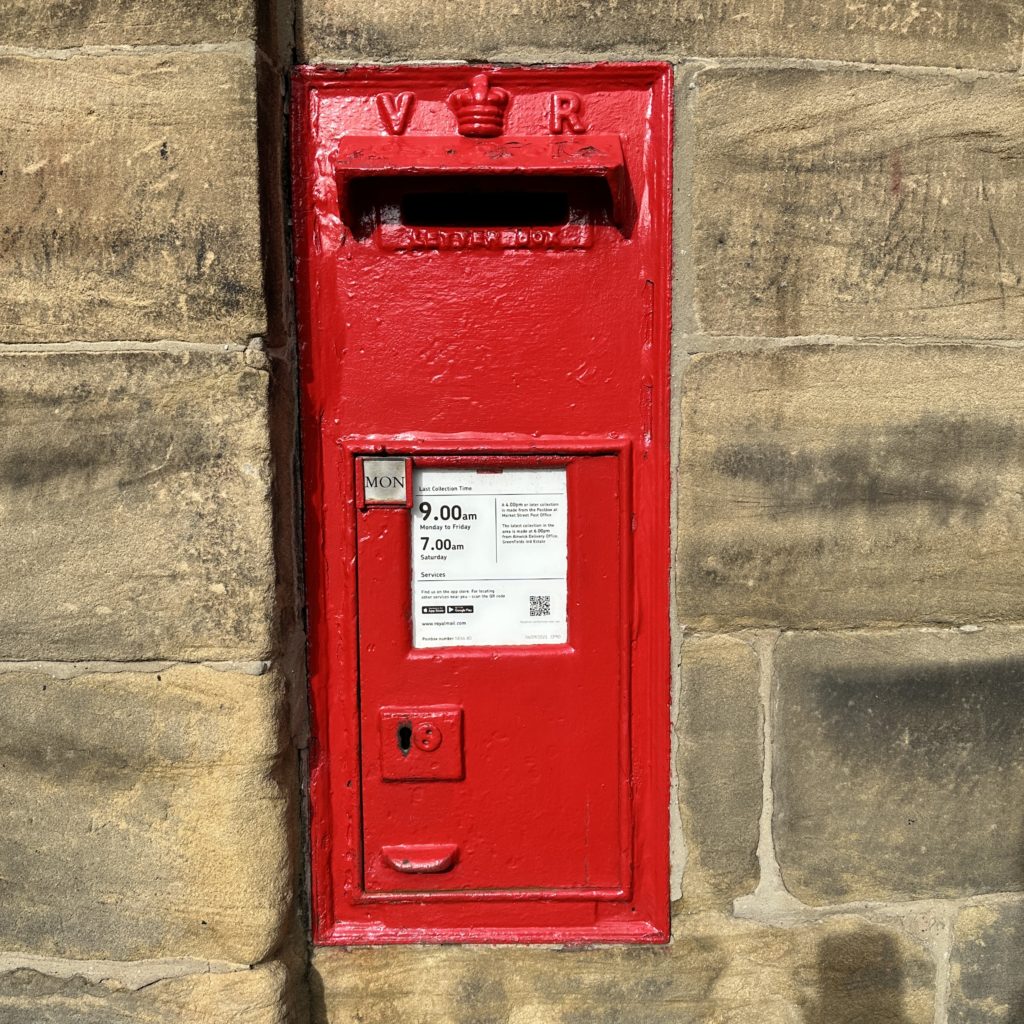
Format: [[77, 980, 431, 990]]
[[293, 64, 671, 944]]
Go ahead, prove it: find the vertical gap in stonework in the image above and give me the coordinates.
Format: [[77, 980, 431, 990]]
[[254, 1, 310, 1022], [668, 62, 704, 906], [255, 0, 296, 350], [750, 630, 789, 901], [674, 62, 702, 340], [932, 911, 955, 1024], [668, 634, 686, 904]]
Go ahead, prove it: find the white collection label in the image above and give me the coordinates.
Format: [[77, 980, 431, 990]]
[[411, 467, 568, 648]]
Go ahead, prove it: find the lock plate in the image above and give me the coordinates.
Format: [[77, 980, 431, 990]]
[[378, 706, 464, 781]]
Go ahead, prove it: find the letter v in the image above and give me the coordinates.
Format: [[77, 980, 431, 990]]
[[376, 92, 415, 135]]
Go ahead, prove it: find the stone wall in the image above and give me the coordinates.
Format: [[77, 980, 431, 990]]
[[0, 3, 301, 1020], [2, 1, 1022, 1021]]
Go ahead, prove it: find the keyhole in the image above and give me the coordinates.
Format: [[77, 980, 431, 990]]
[[397, 723, 412, 755]]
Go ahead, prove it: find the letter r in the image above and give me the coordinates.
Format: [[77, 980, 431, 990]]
[[550, 92, 585, 134]]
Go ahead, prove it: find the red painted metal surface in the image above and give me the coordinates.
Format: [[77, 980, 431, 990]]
[[292, 63, 672, 945]]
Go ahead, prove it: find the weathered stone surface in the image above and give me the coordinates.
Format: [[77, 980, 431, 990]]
[[949, 901, 1024, 1023], [312, 911, 933, 1023], [774, 629, 1024, 905], [301, 0, 1021, 70], [0, 962, 288, 1024], [694, 70, 1024, 340], [0, 53, 263, 343], [678, 635, 761, 909], [679, 345, 1024, 630], [0, 2, 255, 47], [0, 349, 272, 661], [0, 664, 291, 961]]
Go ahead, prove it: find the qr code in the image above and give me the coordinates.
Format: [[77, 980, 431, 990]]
[[529, 595, 551, 617]]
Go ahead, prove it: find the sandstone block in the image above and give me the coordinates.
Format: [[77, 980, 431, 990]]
[[694, 70, 1024, 340], [311, 912, 933, 1023], [0, 664, 291, 961], [0, 2, 255, 47], [774, 629, 1024, 905], [0, 349, 272, 661], [678, 635, 762, 909], [0, 962, 288, 1024], [0, 53, 263, 343], [301, 0, 1021, 70], [679, 345, 1024, 630], [948, 901, 1024, 1023]]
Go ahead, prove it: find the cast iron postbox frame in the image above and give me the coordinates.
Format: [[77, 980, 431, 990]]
[[293, 63, 672, 945]]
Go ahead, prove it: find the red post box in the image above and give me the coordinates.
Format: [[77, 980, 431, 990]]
[[293, 64, 672, 944]]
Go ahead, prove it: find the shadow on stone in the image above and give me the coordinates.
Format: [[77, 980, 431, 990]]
[[307, 965, 327, 1024], [1014, 902, 1024, 1018], [1003, 845, 1024, 1022], [949, 900, 1024, 1022], [776, 647, 1024, 904], [1007, 991, 1024, 1024], [805, 928, 912, 1024]]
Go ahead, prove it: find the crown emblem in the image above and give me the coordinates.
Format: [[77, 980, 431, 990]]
[[447, 73, 510, 138]]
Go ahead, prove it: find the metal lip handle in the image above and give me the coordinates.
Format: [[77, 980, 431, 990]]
[[381, 843, 460, 874]]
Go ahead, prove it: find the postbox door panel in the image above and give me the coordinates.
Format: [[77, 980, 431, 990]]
[[357, 455, 627, 895]]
